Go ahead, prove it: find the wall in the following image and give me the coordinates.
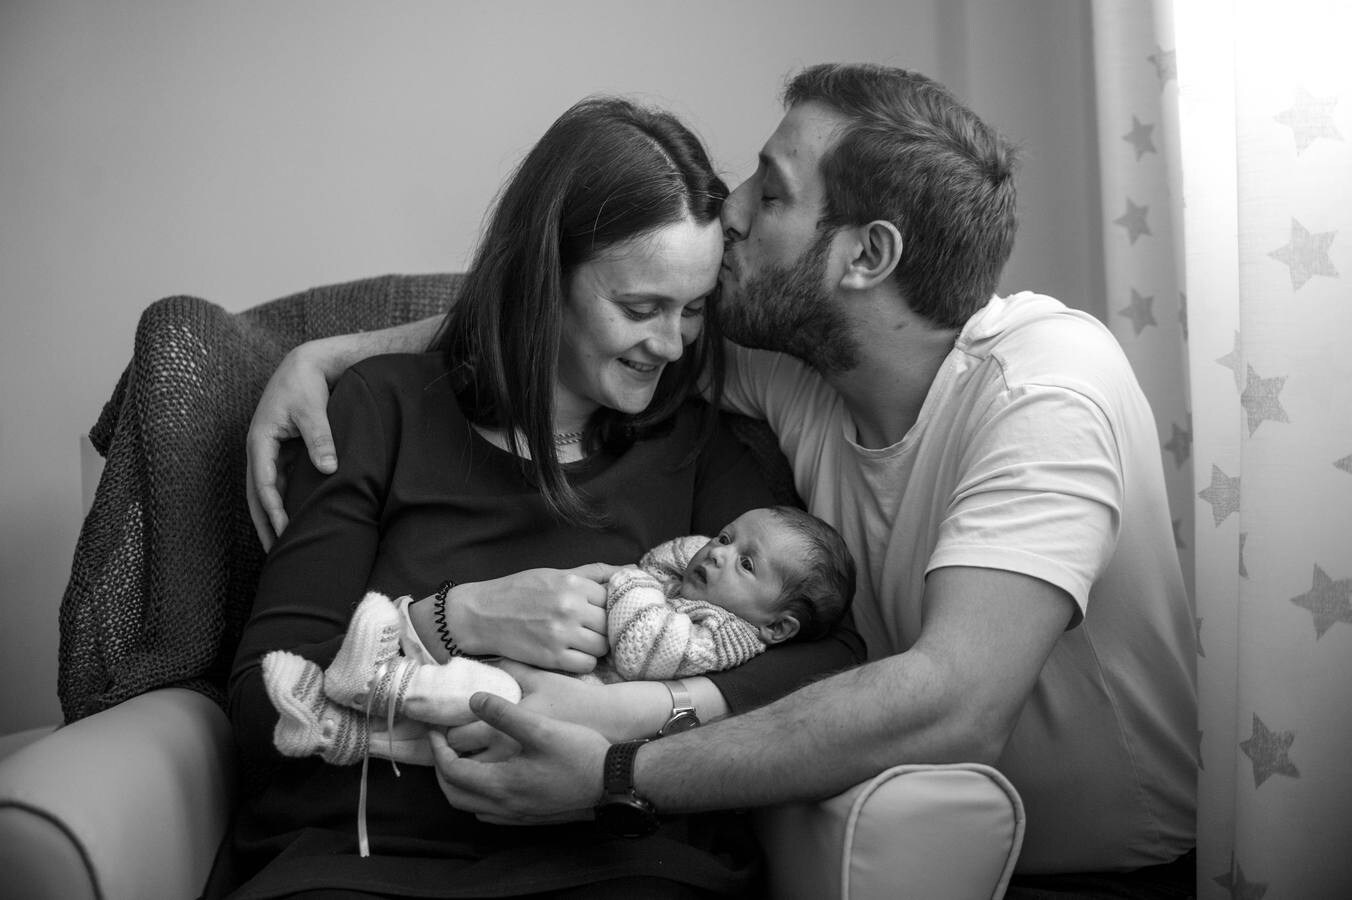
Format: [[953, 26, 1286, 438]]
[[0, 0, 1099, 732]]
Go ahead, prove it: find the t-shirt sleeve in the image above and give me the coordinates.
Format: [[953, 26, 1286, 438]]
[[925, 383, 1123, 625], [228, 368, 391, 770]]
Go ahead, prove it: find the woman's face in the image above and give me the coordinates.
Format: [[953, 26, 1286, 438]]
[[556, 216, 723, 421]]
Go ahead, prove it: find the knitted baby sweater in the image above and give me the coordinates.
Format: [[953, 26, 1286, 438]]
[[605, 535, 767, 680]]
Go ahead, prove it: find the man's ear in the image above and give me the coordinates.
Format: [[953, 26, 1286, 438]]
[[759, 613, 801, 645], [838, 220, 903, 291]]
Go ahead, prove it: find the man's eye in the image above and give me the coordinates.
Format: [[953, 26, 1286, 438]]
[[760, 193, 778, 206], [739, 556, 754, 572]]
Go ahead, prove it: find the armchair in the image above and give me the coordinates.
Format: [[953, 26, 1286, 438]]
[[0, 275, 1024, 899]]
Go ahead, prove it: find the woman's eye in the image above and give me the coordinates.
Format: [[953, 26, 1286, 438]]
[[739, 556, 754, 572], [622, 306, 659, 322], [682, 305, 706, 319]]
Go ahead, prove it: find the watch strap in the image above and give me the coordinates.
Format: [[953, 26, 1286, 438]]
[[603, 739, 650, 795]]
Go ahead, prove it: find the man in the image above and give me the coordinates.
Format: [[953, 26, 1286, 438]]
[[248, 64, 1196, 894]]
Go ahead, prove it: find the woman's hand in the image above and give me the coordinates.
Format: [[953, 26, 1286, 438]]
[[446, 565, 619, 671], [444, 660, 667, 761], [246, 340, 341, 549]]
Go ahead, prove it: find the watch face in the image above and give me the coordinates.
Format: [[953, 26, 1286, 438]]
[[596, 797, 659, 838], [661, 711, 700, 735]]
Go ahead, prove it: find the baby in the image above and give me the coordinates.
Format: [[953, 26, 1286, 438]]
[[261, 505, 855, 768]]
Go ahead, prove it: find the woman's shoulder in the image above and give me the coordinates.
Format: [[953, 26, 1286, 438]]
[[338, 352, 455, 404]]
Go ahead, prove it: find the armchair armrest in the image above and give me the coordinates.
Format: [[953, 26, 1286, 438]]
[[0, 688, 237, 900], [754, 763, 1025, 900]]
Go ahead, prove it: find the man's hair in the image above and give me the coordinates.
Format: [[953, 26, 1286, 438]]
[[784, 63, 1018, 328], [770, 506, 856, 641], [432, 97, 728, 525]]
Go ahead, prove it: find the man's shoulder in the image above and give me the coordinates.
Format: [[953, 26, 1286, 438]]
[[965, 293, 1132, 392]]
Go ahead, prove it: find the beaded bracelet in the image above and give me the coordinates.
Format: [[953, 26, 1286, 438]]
[[432, 579, 463, 657]]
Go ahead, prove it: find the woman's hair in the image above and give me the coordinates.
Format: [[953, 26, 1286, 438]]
[[784, 63, 1018, 329], [770, 506, 856, 642], [431, 97, 729, 525]]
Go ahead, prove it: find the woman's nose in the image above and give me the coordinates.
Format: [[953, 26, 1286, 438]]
[[646, 314, 685, 361]]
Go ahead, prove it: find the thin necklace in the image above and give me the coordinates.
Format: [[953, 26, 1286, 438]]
[[552, 430, 584, 447]]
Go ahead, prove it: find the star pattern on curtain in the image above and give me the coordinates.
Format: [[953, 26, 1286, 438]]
[[1113, 198, 1151, 243], [1118, 287, 1156, 334], [1147, 45, 1177, 86], [1273, 85, 1343, 154], [1199, 463, 1241, 526], [1239, 532, 1248, 578], [1178, 291, 1188, 340], [1239, 713, 1300, 788], [1336, 453, 1352, 475], [1123, 114, 1157, 160], [1240, 366, 1290, 435], [1163, 419, 1192, 468], [1289, 564, 1352, 639], [1216, 330, 1244, 391], [1171, 516, 1187, 549], [1268, 218, 1339, 290], [1213, 855, 1269, 900]]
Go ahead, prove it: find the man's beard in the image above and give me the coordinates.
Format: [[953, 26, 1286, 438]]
[[720, 228, 860, 375]]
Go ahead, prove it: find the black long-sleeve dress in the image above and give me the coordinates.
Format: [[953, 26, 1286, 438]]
[[226, 352, 863, 898]]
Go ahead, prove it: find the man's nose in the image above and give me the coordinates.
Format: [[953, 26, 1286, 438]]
[[722, 177, 752, 243]]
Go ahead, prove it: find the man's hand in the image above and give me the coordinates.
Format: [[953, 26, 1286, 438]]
[[246, 342, 339, 549], [430, 692, 609, 823], [447, 564, 620, 671], [444, 661, 638, 761], [244, 315, 443, 549]]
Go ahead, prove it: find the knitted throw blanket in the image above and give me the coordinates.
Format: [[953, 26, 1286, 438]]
[[58, 274, 461, 724]]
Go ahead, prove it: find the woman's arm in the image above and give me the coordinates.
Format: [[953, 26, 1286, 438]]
[[230, 369, 393, 774]]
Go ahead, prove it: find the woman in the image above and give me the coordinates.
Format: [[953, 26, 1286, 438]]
[[227, 98, 862, 899]]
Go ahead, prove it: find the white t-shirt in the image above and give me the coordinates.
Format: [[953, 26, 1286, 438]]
[[722, 292, 1196, 873]]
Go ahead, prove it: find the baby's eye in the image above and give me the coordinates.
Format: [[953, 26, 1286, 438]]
[[716, 533, 731, 544], [739, 556, 754, 572]]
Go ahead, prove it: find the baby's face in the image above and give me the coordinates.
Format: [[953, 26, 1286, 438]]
[[680, 508, 804, 636]]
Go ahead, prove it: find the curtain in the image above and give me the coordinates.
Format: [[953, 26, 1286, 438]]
[[1091, 1, 1351, 896]]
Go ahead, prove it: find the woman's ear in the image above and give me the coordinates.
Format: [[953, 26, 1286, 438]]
[[839, 220, 903, 291], [758, 613, 801, 645]]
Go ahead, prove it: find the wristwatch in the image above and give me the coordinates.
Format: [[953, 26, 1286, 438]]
[[657, 679, 700, 737], [594, 739, 659, 838]]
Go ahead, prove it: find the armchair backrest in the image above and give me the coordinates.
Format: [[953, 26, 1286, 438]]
[[59, 275, 461, 723]]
